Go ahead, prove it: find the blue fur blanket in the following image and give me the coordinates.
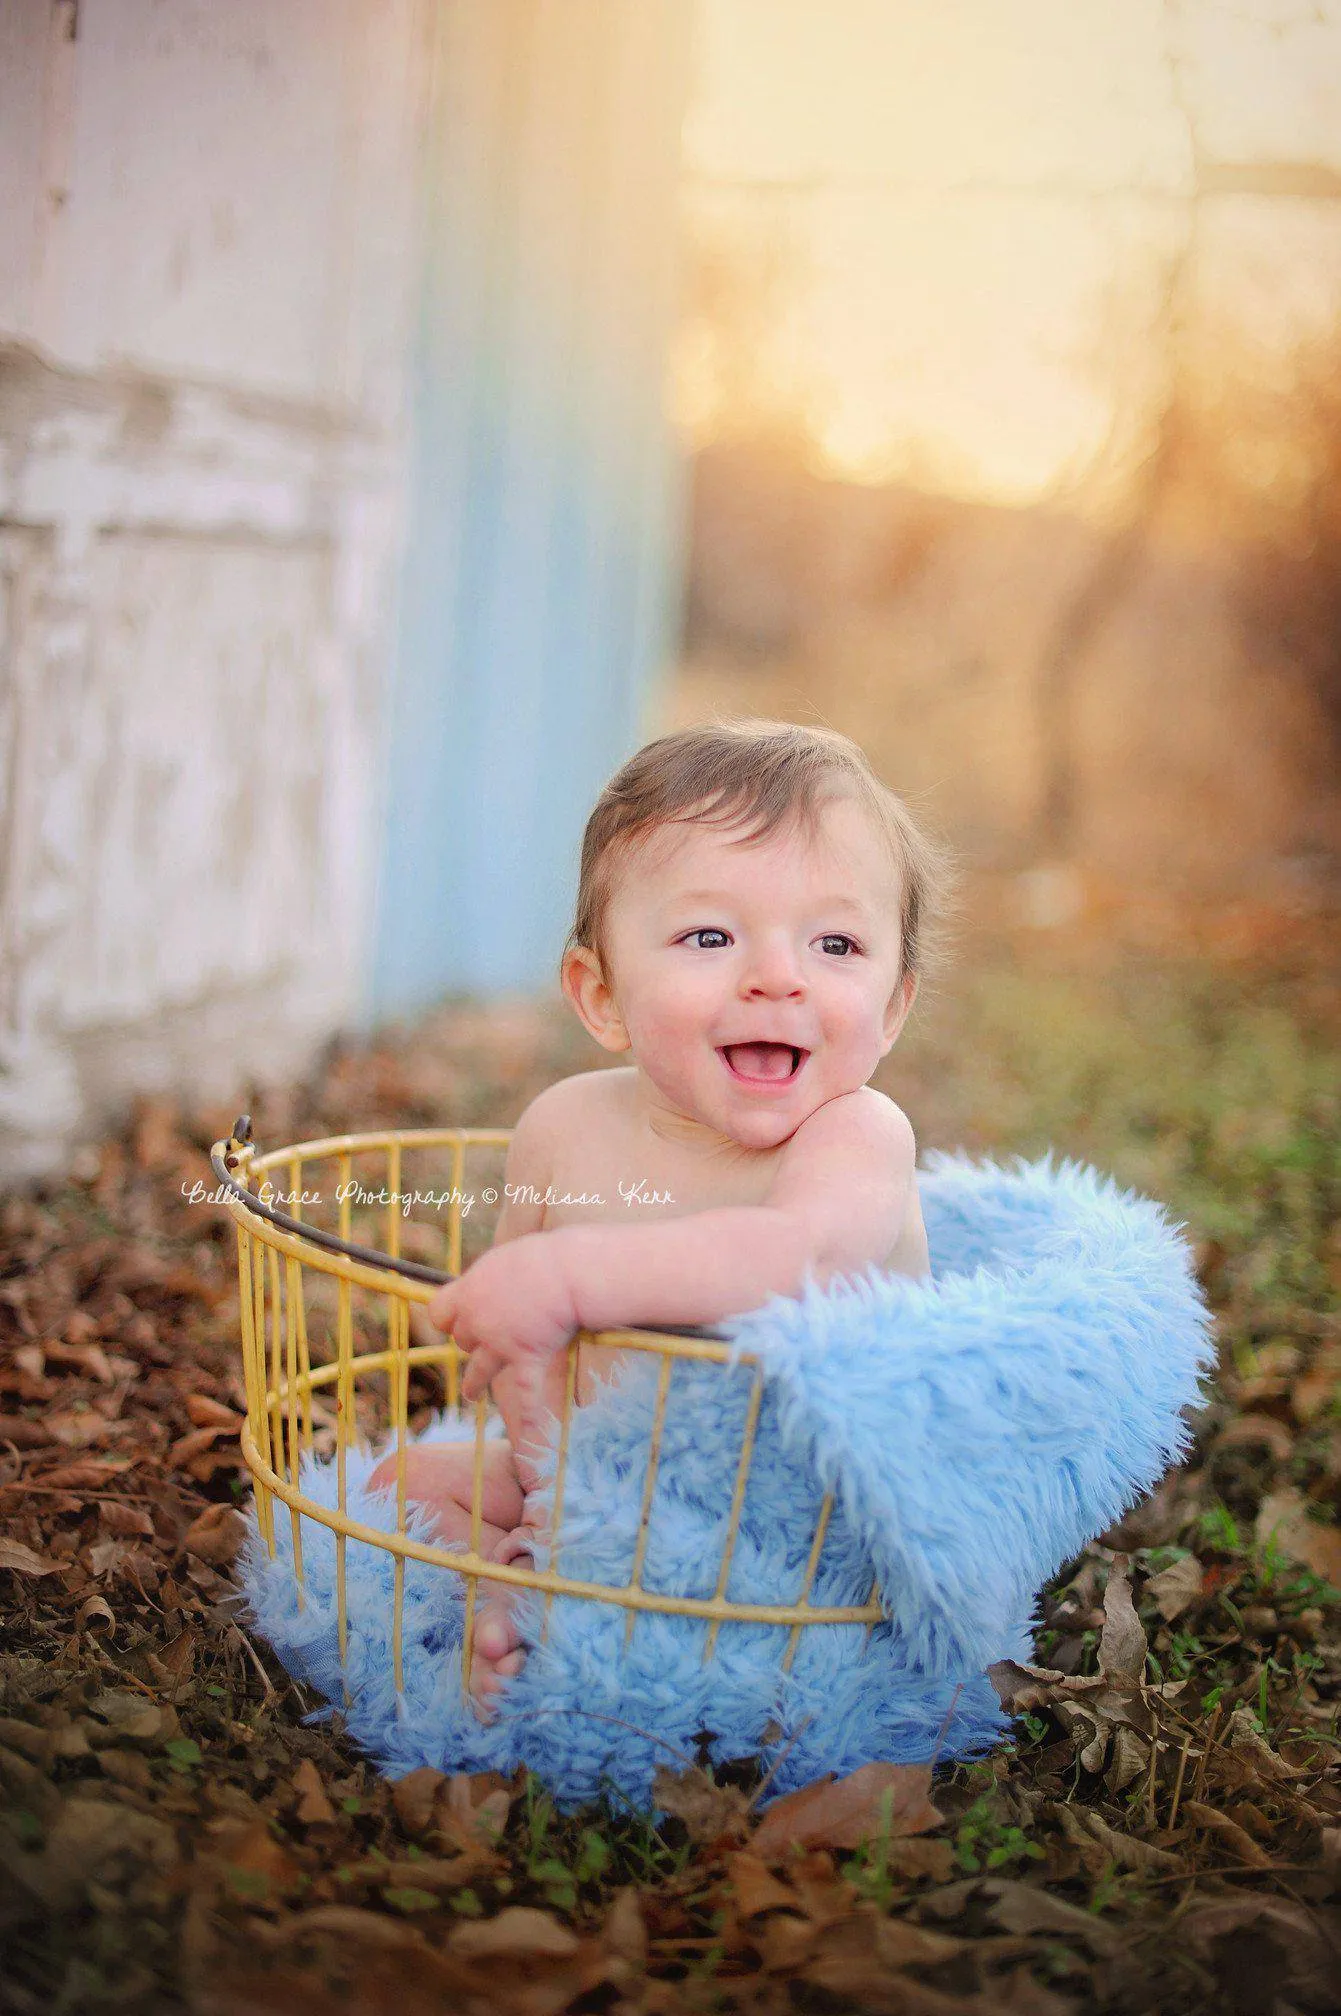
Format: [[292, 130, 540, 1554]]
[[240, 1154, 1214, 1815]]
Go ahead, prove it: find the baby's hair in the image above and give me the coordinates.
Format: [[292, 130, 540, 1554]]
[[563, 718, 955, 991]]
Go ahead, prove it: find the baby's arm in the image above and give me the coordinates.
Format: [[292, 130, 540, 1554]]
[[558, 1091, 917, 1332], [428, 1092, 916, 1400]]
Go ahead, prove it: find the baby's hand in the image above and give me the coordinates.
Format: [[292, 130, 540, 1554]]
[[426, 1234, 579, 1404]]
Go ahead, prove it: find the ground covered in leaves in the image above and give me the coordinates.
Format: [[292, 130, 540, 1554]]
[[2, 926, 1339, 2014]]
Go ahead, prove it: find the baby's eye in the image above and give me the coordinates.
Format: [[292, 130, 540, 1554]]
[[680, 927, 731, 951], [818, 934, 859, 957]]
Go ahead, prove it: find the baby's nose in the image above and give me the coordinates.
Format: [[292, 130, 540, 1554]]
[[741, 936, 805, 997]]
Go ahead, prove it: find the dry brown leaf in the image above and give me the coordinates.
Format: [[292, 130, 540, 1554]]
[[45, 1339, 116, 1384], [1097, 1555, 1146, 1679], [183, 1504, 248, 1565], [1181, 1800, 1273, 1867], [1104, 1722, 1150, 1795], [42, 1458, 134, 1488], [76, 1593, 115, 1633], [1214, 1413, 1295, 1459], [210, 1816, 305, 1894], [437, 1769, 515, 1852], [885, 1836, 956, 1883], [0, 1415, 54, 1448], [1256, 1488, 1341, 1588], [651, 1763, 752, 1844], [602, 1885, 647, 1970], [268, 1904, 423, 1948], [0, 1536, 61, 1576], [1182, 1896, 1340, 2008], [0, 1716, 53, 1762], [170, 1425, 232, 1467], [725, 1849, 798, 1919], [46, 1409, 134, 1449], [186, 1394, 244, 1430], [87, 1689, 178, 1745], [86, 1537, 129, 1579], [448, 1905, 580, 1959], [27, 1796, 177, 1911], [798, 1912, 963, 2006], [292, 1758, 337, 1826], [391, 1764, 445, 1836], [1224, 1705, 1305, 1782], [100, 1501, 155, 1539], [754, 1912, 815, 1974], [1053, 1802, 1184, 1874], [752, 1761, 943, 1856], [980, 1877, 1123, 1955], [1147, 1553, 1204, 1621]]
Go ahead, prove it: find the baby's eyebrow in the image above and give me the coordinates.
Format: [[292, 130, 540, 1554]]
[[665, 890, 878, 920]]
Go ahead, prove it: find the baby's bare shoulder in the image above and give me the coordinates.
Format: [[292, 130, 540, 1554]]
[[798, 1085, 915, 1155], [511, 1066, 633, 1139]]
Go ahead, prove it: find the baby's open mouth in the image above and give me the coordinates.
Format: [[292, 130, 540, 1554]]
[[719, 1042, 807, 1085]]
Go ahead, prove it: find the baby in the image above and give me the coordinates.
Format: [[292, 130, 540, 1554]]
[[368, 719, 950, 1718]]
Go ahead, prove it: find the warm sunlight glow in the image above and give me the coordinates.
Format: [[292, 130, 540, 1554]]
[[678, 0, 1341, 507]]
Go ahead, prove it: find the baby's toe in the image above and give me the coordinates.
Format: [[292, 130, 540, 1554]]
[[475, 1608, 522, 1662]]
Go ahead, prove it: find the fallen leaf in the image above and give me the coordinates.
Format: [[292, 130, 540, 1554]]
[[42, 1459, 134, 1488], [23, 1796, 177, 1911], [1052, 1802, 1183, 1874], [1104, 1722, 1150, 1795], [292, 1758, 337, 1826], [86, 1690, 178, 1745], [1098, 1555, 1146, 1679], [170, 1425, 232, 1468], [885, 1836, 956, 1883], [1147, 1553, 1204, 1621], [209, 1816, 304, 1895], [1223, 1706, 1304, 1783], [449, 1905, 580, 1958], [45, 1410, 132, 1449], [1214, 1412, 1295, 1458], [45, 1339, 115, 1384], [602, 1886, 647, 1970], [391, 1764, 445, 1836], [186, 1394, 244, 1430], [981, 1877, 1123, 1955], [0, 1536, 61, 1577], [652, 1763, 752, 1845], [100, 1501, 155, 1539], [183, 1504, 247, 1565], [752, 1761, 942, 1856], [1181, 1800, 1273, 1867], [1182, 1896, 1339, 2008], [0, 1415, 53, 1448], [725, 1850, 798, 1919], [1256, 1489, 1341, 1589]]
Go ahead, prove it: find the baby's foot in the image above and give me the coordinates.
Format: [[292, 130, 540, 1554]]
[[468, 1585, 526, 1723], [466, 1524, 536, 1724]]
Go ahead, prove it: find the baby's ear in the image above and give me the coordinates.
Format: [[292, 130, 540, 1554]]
[[881, 969, 918, 1051], [561, 946, 630, 1053]]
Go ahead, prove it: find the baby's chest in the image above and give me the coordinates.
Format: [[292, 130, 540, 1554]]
[[540, 1135, 777, 1231]]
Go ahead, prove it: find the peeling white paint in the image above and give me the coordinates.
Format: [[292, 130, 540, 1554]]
[[0, 0, 424, 1182]]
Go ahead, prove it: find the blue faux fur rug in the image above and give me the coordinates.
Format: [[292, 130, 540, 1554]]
[[240, 1153, 1214, 1814]]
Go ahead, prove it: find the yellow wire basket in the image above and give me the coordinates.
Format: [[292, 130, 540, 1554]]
[[211, 1117, 883, 1707]]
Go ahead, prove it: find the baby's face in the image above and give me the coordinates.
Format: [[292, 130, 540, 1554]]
[[574, 795, 914, 1151]]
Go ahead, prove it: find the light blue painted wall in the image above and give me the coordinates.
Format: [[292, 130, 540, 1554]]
[[372, 0, 693, 1014]]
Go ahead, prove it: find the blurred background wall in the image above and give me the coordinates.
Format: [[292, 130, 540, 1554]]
[[1, 1, 1337, 1184], [0, 0, 690, 1181], [668, 0, 1341, 938]]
